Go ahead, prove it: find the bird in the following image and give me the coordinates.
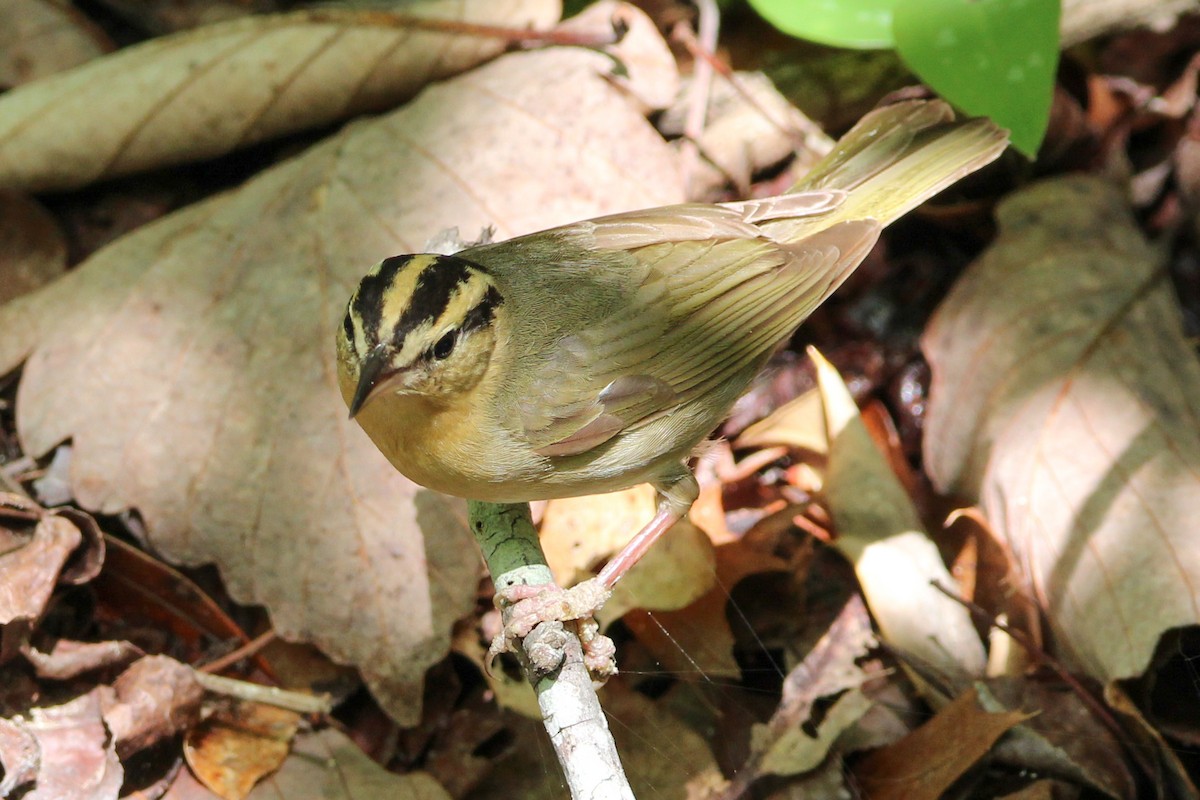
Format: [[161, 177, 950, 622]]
[[336, 99, 1007, 668]]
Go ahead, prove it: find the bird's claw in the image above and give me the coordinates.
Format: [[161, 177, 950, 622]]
[[486, 579, 617, 680]]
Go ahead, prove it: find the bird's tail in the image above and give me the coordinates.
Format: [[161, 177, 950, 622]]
[[760, 100, 1009, 244]]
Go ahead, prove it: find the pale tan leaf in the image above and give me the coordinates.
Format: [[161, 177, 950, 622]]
[[0, 2, 680, 725], [734, 387, 826, 454], [0, 0, 560, 191], [540, 485, 657, 587], [540, 485, 716, 623], [814, 348, 986, 683], [248, 727, 452, 800], [923, 175, 1200, 684], [0, 0, 111, 88]]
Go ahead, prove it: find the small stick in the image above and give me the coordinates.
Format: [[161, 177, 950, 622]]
[[198, 629, 278, 675], [192, 671, 333, 716], [469, 501, 634, 800]]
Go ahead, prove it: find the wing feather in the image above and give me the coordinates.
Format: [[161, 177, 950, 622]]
[[517, 216, 881, 455]]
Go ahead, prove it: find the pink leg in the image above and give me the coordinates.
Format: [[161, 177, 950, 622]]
[[596, 505, 683, 588], [490, 467, 699, 678]]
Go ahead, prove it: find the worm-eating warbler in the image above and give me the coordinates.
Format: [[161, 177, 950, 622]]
[[337, 100, 1007, 656]]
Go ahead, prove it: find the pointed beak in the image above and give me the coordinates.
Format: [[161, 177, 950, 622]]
[[347, 346, 390, 418]]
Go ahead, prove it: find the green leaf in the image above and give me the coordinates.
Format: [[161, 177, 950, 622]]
[[893, 0, 1059, 156], [747, 0, 897, 49]]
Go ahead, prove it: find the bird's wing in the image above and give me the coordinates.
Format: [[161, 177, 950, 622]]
[[515, 204, 880, 457]]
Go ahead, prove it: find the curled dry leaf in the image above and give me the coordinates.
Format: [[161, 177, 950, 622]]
[[22, 690, 124, 800], [813, 349, 986, 686], [0, 494, 101, 662], [0, 0, 560, 192], [923, 175, 1200, 685], [0, 3, 681, 724], [0, 717, 39, 796], [22, 637, 143, 680], [103, 655, 204, 760], [0, 0, 111, 88]]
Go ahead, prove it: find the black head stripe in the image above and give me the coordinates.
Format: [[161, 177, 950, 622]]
[[351, 254, 413, 347], [394, 256, 473, 346], [461, 284, 502, 335]]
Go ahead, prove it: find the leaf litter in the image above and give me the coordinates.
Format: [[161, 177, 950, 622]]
[[2, 0, 1200, 798]]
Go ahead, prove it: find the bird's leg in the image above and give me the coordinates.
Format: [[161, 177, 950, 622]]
[[596, 472, 698, 587], [491, 467, 699, 677]]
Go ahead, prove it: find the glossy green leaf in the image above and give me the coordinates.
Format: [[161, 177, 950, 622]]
[[893, 0, 1059, 156], [748, 0, 897, 49]]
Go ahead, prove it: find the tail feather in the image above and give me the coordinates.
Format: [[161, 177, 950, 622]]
[[761, 100, 1008, 244]]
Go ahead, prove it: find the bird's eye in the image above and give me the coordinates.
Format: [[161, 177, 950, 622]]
[[431, 331, 456, 360]]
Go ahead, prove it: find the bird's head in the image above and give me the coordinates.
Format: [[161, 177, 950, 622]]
[[337, 253, 504, 416]]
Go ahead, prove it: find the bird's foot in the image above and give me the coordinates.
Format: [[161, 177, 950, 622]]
[[487, 579, 617, 680]]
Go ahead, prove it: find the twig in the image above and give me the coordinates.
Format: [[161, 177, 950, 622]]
[[198, 629, 278, 675], [192, 671, 333, 716], [469, 501, 633, 800]]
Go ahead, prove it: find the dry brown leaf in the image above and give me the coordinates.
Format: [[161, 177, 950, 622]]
[[22, 689, 124, 800], [22, 638, 143, 680], [981, 679, 1135, 800], [0, 717, 39, 796], [104, 655, 204, 760], [0, 191, 68, 304], [0, 494, 94, 662], [247, 726, 452, 800], [923, 175, 1200, 685], [735, 596, 877, 789], [0, 3, 681, 725], [185, 701, 300, 800], [1104, 681, 1199, 798], [0, 0, 111, 88], [0, 0, 560, 191], [853, 684, 1030, 800], [813, 349, 986, 686]]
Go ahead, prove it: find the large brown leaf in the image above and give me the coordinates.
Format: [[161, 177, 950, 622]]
[[923, 176, 1200, 683], [0, 0, 111, 88], [0, 0, 558, 191], [0, 3, 680, 724]]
